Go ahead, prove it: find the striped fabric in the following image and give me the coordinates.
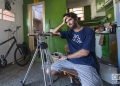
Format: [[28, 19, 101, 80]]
[[51, 59, 103, 86]]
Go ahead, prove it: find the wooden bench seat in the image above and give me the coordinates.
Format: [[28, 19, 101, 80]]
[[61, 68, 78, 77]]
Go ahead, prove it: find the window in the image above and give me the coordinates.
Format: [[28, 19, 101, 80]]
[[0, 9, 2, 19], [3, 10, 15, 22], [69, 7, 84, 21]]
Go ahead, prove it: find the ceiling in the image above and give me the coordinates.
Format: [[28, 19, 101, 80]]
[[67, 0, 91, 8]]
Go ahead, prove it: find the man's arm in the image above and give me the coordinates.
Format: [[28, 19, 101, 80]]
[[59, 49, 89, 60], [52, 23, 64, 36], [67, 49, 89, 59], [52, 16, 66, 36]]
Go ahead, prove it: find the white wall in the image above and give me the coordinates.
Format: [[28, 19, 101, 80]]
[[0, 0, 23, 64]]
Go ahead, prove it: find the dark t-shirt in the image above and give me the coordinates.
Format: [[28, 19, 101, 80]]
[[60, 27, 97, 69]]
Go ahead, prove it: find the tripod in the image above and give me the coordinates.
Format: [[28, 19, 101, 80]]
[[21, 32, 54, 86]]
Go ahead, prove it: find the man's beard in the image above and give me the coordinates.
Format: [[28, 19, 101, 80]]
[[69, 23, 77, 29]]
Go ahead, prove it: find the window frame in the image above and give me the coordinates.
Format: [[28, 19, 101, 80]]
[[69, 7, 84, 21], [2, 10, 15, 22], [0, 8, 15, 22], [0, 9, 2, 19]]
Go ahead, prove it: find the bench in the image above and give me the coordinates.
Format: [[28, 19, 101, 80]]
[[51, 54, 81, 85], [61, 68, 78, 77], [60, 68, 81, 86]]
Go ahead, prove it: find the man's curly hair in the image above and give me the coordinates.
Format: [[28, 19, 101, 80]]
[[63, 12, 78, 21]]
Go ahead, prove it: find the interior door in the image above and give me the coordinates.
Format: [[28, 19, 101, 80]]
[[28, 1, 45, 51]]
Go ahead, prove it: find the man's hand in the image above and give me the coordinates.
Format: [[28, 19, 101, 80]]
[[62, 16, 67, 25], [59, 55, 67, 60], [51, 16, 67, 35]]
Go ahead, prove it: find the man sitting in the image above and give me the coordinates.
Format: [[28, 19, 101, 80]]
[[51, 12, 102, 86]]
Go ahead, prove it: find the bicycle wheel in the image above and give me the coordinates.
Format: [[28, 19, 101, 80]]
[[14, 46, 31, 66]]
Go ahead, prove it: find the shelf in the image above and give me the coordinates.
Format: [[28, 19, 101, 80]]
[[96, 0, 113, 12], [96, 7, 105, 12], [104, 0, 113, 7]]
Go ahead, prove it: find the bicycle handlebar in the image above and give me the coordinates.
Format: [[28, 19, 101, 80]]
[[28, 33, 38, 36], [4, 26, 21, 34], [16, 26, 21, 29], [39, 32, 52, 36], [4, 29, 12, 32]]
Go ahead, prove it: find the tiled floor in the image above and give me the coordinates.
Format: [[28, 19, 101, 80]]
[[0, 60, 118, 86], [0, 62, 41, 86], [0, 61, 70, 86]]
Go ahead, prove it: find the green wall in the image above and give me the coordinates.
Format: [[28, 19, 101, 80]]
[[84, 5, 91, 21], [102, 35, 110, 58], [23, 0, 33, 4], [23, 0, 33, 45], [45, 0, 67, 53], [105, 2, 114, 22]]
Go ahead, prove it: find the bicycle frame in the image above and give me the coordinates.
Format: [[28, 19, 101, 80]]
[[0, 36, 17, 59]]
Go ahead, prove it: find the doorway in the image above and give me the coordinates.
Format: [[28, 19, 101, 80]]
[[28, 1, 45, 51]]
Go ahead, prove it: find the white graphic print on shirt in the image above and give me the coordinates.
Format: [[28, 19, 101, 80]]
[[72, 34, 82, 44]]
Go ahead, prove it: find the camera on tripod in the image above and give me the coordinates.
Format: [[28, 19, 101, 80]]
[[21, 32, 54, 86]]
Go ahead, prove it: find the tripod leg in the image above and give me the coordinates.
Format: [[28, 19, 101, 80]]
[[41, 49, 47, 86], [45, 49, 53, 86], [21, 48, 39, 85]]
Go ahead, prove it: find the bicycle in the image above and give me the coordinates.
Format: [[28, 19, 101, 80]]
[[0, 26, 31, 67]]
